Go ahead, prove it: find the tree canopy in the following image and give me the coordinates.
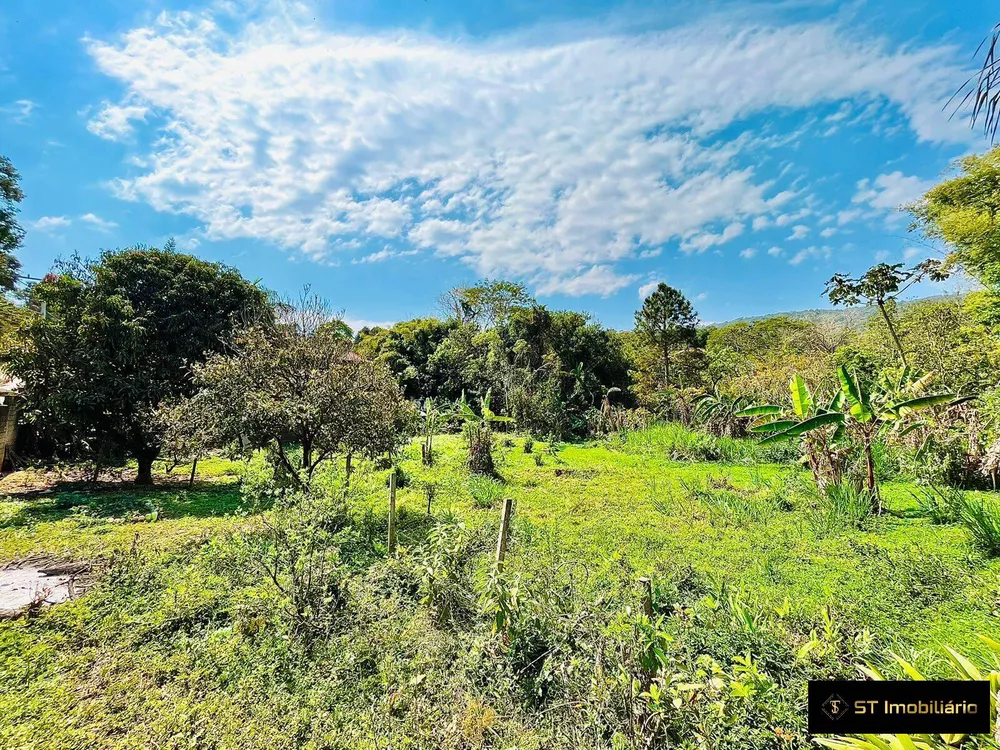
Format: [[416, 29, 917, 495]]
[[0, 155, 24, 292], [9, 246, 271, 483], [634, 283, 699, 388]]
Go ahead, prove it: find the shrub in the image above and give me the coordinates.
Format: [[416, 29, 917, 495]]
[[251, 489, 352, 641], [414, 521, 473, 624], [523, 436, 534, 454]]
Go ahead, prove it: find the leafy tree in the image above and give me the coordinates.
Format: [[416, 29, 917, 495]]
[[705, 316, 838, 403], [438, 279, 534, 328], [0, 155, 24, 292], [172, 316, 414, 487], [356, 317, 459, 399], [854, 296, 1000, 394], [823, 261, 945, 367], [908, 148, 1000, 289], [10, 246, 270, 484], [634, 283, 699, 388]]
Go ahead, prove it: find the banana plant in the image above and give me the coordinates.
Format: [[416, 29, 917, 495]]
[[743, 368, 955, 512], [458, 389, 514, 476], [836, 365, 955, 512], [457, 389, 514, 427], [692, 387, 751, 438], [737, 374, 847, 488]]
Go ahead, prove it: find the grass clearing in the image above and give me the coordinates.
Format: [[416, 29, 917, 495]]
[[1, 428, 998, 748]]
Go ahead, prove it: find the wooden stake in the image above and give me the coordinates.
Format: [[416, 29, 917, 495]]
[[639, 577, 653, 618], [387, 471, 397, 554], [495, 497, 513, 568]]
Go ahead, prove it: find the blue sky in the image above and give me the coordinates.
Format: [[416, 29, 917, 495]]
[[1, 0, 996, 330]]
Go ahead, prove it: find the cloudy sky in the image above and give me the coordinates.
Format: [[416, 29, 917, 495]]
[[1, 0, 995, 329]]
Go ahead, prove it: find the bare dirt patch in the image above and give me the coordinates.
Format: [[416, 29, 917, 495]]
[[0, 556, 93, 619]]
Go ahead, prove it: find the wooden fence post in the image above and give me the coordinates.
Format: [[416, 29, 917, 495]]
[[387, 471, 397, 554], [639, 577, 653, 618], [495, 497, 513, 568]]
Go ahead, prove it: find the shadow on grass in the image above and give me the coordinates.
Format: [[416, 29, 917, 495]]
[[0, 482, 257, 529]]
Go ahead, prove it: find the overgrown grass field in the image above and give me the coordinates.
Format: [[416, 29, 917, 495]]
[[2, 426, 999, 748]]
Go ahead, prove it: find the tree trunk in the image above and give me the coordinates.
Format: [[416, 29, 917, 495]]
[[135, 449, 157, 486], [663, 343, 671, 387], [345, 452, 353, 490], [876, 299, 908, 367], [863, 438, 880, 513], [188, 456, 199, 489]]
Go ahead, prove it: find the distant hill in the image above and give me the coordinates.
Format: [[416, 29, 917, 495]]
[[720, 294, 965, 330]]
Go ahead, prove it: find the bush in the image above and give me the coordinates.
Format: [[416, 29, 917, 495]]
[[523, 436, 534, 454]]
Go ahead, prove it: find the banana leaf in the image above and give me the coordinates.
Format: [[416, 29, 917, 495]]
[[790, 374, 812, 419], [735, 404, 781, 417]]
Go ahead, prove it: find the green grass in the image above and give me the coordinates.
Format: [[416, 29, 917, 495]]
[[1, 429, 999, 748]]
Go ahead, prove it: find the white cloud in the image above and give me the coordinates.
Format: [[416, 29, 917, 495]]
[[853, 171, 934, 212], [31, 216, 71, 231], [819, 227, 837, 238], [681, 221, 745, 254], [80, 212, 119, 231], [775, 208, 811, 227], [751, 216, 770, 231], [788, 245, 831, 266], [352, 247, 418, 264], [86, 97, 149, 140], [740, 248, 757, 259], [342, 316, 396, 332], [787, 224, 810, 240], [537, 265, 638, 298], [84, 5, 973, 294], [767, 246, 783, 256], [903, 246, 924, 261], [3, 99, 36, 124], [837, 208, 863, 226]]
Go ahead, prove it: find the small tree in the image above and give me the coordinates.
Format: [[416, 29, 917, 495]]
[[634, 284, 699, 388], [823, 261, 946, 367], [170, 313, 414, 488], [419, 398, 450, 466], [438, 279, 534, 329]]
